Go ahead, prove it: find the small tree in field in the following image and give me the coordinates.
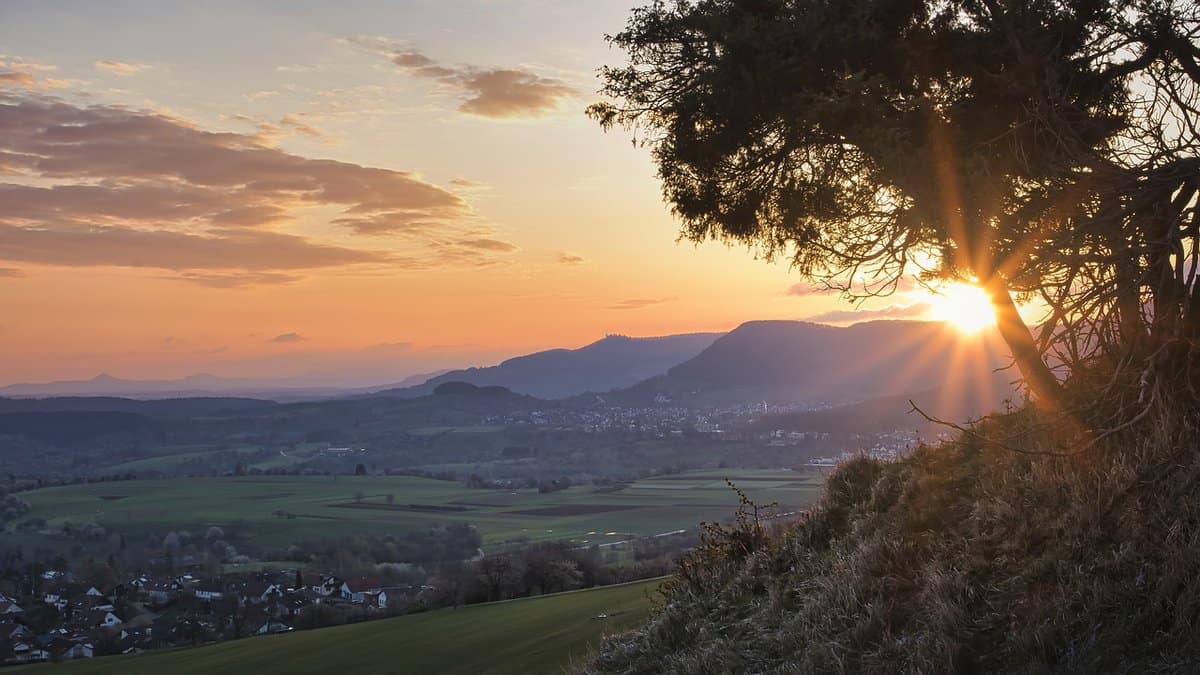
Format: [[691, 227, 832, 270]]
[[592, 0, 1200, 427]]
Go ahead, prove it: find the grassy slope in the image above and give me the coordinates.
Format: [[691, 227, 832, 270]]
[[18, 579, 663, 675], [12, 472, 821, 550], [582, 408, 1200, 674]]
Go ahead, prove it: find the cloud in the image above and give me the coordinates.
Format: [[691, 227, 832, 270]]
[[269, 332, 305, 343], [0, 223, 390, 270], [0, 268, 23, 278], [788, 277, 923, 297], [279, 113, 324, 139], [804, 302, 932, 324], [94, 59, 152, 75], [786, 282, 827, 296], [0, 57, 73, 90], [557, 252, 585, 265], [348, 37, 577, 118], [453, 238, 518, 252], [165, 271, 303, 289], [608, 297, 675, 310], [363, 341, 413, 353], [0, 71, 36, 88], [0, 96, 517, 282]]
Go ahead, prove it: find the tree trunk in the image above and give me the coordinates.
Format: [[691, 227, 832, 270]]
[[981, 274, 1064, 410]]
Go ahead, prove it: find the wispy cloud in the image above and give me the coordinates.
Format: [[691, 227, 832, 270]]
[[347, 36, 578, 118], [166, 271, 303, 289], [557, 252, 585, 265], [804, 302, 932, 324], [786, 282, 828, 296], [94, 59, 152, 75], [269, 332, 305, 344], [608, 297, 675, 310], [0, 268, 23, 278]]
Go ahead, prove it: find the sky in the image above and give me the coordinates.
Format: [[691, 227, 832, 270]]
[[0, 0, 945, 386]]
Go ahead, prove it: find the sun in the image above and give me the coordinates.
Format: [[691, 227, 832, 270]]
[[927, 282, 996, 333]]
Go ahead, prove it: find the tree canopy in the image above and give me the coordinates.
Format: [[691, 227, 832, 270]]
[[592, 0, 1200, 421]]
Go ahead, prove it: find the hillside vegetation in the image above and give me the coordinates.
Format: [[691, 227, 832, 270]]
[[17, 578, 662, 675], [582, 406, 1200, 673]]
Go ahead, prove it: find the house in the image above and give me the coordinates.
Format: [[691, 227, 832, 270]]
[[339, 578, 383, 604], [84, 586, 105, 598], [145, 579, 180, 603], [362, 590, 391, 612], [0, 639, 49, 665], [314, 576, 343, 597], [58, 641, 93, 660], [242, 581, 283, 604], [85, 609, 122, 629], [194, 581, 225, 601], [0, 600, 23, 616], [0, 623, 29, 641]]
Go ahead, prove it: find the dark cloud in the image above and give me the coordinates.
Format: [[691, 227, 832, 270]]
[[0, 96, 517, 281], [350, 37, 577, 118], [269, 332, 305, 343], [804, 302, 932, 324], [557, 252, 585, 265], [608, 297, 675, 310]]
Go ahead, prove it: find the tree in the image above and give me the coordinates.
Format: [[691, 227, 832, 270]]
[[592, 0, 1200, 418], [354, 463, 367, 476]]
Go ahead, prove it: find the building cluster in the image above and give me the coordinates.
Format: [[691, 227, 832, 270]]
[[484, 402, 816, 438], [804, 430, 919, 466], [0, 568, 420, 667]]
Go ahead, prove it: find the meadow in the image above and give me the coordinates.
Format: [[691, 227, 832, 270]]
[[14, 578, 664, 675], [12, 469, 823, 552]]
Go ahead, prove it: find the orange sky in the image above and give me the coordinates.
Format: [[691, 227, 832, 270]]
[[0, 1, 946, 386]]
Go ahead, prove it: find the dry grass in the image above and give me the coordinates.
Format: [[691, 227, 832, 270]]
[[579, 404, 1200, 674]]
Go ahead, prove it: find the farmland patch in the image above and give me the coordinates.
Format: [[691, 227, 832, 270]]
[[510, 504, 643, 517]]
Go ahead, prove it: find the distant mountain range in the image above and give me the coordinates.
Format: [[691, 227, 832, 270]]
[[0, 322, 1018, 421], [604, 320, 1016, 414], [0, 373, 364, 401], [380, 333, 725, 400]]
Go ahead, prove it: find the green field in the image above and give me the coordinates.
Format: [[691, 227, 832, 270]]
[[15, 578, 663, 675], [11, 470, 822, 552]]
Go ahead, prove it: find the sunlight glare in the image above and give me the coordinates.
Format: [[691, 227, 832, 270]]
[[928, 283, 996, 333]]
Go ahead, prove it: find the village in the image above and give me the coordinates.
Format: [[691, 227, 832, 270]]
[[0, 567, 419, 666]]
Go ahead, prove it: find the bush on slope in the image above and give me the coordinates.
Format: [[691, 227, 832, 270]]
[[582, 407, 1200, 674]]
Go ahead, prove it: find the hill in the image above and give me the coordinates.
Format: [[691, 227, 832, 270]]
[[0, 411, 158, 445], [15, 578, 663, 675], [614, 320, 1012, 407], [386, 333, 724, 399], [581, 405, 1200, 673]]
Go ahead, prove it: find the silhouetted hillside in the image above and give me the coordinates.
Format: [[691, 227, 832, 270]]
[[618, 320, 1012, 407], [383, 332, 723, 399]]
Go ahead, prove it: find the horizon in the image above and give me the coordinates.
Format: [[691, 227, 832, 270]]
[[0, 316, 990, 391], [0, 1, 983, 385]]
